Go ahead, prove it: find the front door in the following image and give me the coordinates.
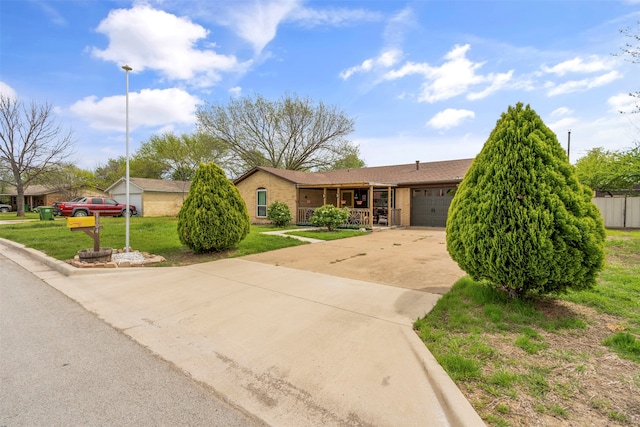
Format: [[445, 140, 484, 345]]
[[341, 190, 354, 208]]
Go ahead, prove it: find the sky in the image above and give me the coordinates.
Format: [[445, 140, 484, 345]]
[[1, 0, 640, 172]]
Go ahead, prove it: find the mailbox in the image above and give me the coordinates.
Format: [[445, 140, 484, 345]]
[[66, 216, 96, 228]]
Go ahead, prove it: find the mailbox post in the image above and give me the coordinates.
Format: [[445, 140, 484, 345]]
[[67, 213, 102, 251]]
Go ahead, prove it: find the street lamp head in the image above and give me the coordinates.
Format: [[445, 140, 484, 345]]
[[122, 65, 133, 72]]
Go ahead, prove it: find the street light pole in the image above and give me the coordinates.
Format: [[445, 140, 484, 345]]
[[122, 65, 132, 253]]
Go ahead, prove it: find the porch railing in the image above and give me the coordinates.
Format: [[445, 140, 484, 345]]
[[297, 207, 401, 227]]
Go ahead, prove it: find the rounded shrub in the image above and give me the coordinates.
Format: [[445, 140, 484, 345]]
[[446, 103, 605, 298], [177, 162, 250, 253], [309, 204, 349, 231], [267, 201, 293, 227]]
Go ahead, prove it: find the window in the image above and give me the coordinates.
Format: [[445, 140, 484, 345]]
[[257, 189, 267, 217]]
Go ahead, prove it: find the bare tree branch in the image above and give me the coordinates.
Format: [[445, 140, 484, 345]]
[[0, 95, 75, 215], [196, 93, 356, 175]]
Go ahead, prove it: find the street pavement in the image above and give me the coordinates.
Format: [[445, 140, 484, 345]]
[[0, 252, 265, 426], [0, 229, 484, 426]]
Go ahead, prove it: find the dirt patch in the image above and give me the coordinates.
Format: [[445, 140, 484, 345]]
[[462, 300, 640, 426]]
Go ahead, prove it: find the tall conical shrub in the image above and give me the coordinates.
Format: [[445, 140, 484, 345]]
[[446, 103, 605, 298], [177, 162, 250, 253]]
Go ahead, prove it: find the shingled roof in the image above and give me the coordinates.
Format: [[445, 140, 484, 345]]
[[234, 158, 474, 187], [106, 177, 191, 193]]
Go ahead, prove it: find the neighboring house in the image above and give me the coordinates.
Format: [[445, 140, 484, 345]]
[[234, 158, 473, 227], [0, 184, 107, 211], [106, 177, 191, 217]]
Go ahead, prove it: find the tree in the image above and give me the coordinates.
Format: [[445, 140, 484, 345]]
[[574, 147, 640, 195], [446, 103, 606, 299], [0, 95, 75, 216], [94, 155, 165, 189], [618, 22, 640, 112], [135, 132, 229, 181], [318, 144, 366, 171], [196, 93, 356, 175], [31, 163, 96, 201], [177, 162, 250, 253]]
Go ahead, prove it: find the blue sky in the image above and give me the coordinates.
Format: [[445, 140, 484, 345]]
[[1, 0, 639, 172]]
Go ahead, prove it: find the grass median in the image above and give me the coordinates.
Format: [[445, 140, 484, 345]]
[[414, 229, 640, 426]]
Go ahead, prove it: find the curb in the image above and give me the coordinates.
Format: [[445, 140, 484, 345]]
[[402, 327, 486, 427], [0, 238, 112, 276]]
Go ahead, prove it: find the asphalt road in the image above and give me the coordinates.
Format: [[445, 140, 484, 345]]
[[0, 253, 266, 427]]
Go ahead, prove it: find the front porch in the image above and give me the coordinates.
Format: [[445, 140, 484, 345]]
[[296, 206, 401, 228]]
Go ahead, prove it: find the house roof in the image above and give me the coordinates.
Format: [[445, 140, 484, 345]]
[[234, 158, 474, 187], [106, 177, 191, 193], [0, 184, 102, 196]]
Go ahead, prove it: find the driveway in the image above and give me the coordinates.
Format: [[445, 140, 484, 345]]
[[243, 227, 465, 294]]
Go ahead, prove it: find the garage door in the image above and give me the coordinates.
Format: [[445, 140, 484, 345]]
[[112, 193, 143, 216], [411, 188, 454, 227]]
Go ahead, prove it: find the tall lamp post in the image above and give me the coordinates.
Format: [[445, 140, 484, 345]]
[[122, 65, 132, 253]]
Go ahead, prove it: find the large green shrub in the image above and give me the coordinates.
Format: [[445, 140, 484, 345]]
[[267, 201, 293, 227], [177, 162, 250, 253], [446, 103, 605, 298], [309, 204, 349, 231]]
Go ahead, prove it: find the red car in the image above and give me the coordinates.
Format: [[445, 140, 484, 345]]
[[57, 197, 137, 217]]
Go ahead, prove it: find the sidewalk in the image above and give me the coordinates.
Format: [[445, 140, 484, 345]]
[[0, 236, 484, 426]]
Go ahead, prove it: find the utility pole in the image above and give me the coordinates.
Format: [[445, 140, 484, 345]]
[[567, 130, 571, 162]]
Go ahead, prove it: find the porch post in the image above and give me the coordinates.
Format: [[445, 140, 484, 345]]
[[336, 188, 340, 207], [369, 185, 374, 226], [387, 186, 392, 225]]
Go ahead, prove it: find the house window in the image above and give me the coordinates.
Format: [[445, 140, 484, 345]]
[[257, 189, 267, 217]]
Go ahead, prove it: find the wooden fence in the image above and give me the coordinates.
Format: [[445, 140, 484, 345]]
[[592, 197, 640, 229]]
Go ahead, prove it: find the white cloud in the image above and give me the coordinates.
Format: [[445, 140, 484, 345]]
[[339, 49, 402, 79], [290, 6, 383, 27], [90, 5, 248, 87], [546, 70, 622, 96], [541, 55, 613, 76], [0, 81, 17, 99], [229, 86, 242, 97], [69, 88, 201, 132], [427, 108, 475, 130], [467, 71, 513, 100], [384, 44, 513, 103], [608, 93, 639, 113], [550, 107, 573, 117]]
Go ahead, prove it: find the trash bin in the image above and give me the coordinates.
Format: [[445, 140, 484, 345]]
[[39, 206, 54, 220]]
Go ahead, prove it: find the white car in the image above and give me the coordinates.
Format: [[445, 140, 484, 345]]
[[0, 204, 11, 213]]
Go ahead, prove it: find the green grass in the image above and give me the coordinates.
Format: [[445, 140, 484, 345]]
[[0, 212, 40, 220], [0, 216, 311, 265], [284, 229, 368, 241], [414, 229, 640, 425]]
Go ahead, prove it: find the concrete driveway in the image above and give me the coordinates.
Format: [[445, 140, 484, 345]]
[[0, 228, 482, 426], [244, 227, 465, 294]]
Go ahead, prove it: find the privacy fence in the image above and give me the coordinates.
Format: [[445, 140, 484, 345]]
[[592, 197, 640, 229]]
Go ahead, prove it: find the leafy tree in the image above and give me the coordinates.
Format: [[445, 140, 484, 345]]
[[177, 162, 250, 253], [31, 163, 97, 200], [575, 147, 640, 195], [0, 95, 75, 216], [267, 201, 293, 227], [135, 132, 228, 181], [318, 145, 366, 171], [309, 204, 349, 231], [94, 155, 165, 189], [196, 93, 356, 175], [446, 103, 605, 299]]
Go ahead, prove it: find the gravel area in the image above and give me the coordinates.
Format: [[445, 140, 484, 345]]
[[111, 251, 146, 264]]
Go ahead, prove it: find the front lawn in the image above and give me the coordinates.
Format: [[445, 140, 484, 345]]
[[415, 229, 640, 426], [284, 229, 368, 241], [0, 216, 309, 266]]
